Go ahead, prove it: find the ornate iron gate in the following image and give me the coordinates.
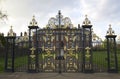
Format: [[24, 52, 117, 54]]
[[38, 28, 82, 72], [4, 11, 119, 73]]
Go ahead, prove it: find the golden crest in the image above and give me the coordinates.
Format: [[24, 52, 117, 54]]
[[65, 36, 68, 42], [64, 46, 66, 51], [76, 45, 78, 51], [51, 36, 55, 41], [73, 36, 76, 42], [42, 46, 44, 50], [30, 47, 36, 58], [53, 46, 56, 51], [30, 54, 36, 58], [43, 36, 46, 42], [85, 47, 91, 58]]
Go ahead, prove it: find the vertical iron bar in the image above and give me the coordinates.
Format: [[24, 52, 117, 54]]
[[36, 28, 39, 72], [12, 38, 15, 72], [114, 37, 118, 71], [107, 38, 110, 71], [58, 10, 61, 74], [5, 38, 8, 71], [28, 29, 31, 71]]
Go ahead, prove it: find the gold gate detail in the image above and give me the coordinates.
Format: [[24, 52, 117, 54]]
[[64, 48, 78, 72], [42, 48, 55, 72]]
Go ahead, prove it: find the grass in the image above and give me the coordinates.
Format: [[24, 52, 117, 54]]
[[0, 56, 28, 73], [93, 51, 107, 65], [14, 56, 28, 68], [93, 50, 120, 72], [0, 57, 5, 73], [92, 51, 107, 71]]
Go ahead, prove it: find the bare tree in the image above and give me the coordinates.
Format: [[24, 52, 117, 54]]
[[0, 10, 7, 20], [0, 0, 7, 20]]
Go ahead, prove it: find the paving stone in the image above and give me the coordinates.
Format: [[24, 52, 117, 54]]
[[0, 72, 120, 79]]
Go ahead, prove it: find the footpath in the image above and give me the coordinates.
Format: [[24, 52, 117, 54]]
[[0, 72, 120, 79]]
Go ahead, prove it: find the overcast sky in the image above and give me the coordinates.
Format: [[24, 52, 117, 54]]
[[0, 0, 120, 40]]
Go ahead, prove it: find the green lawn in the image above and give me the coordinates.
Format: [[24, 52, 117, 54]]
[[92, 51, 107, 71], [0, 57, 5, 73], [93, 50, 120, 72], [93, 51, 107, 65], [0, 56, 28, 72], [15, 56, 28, 68]]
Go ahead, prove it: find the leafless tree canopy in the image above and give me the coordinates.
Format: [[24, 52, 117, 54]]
[[0, 0, 7, 20], [0, 10, 7, 20]]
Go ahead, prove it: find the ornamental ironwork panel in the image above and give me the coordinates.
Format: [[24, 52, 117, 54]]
[[38, 28, 82, 73]]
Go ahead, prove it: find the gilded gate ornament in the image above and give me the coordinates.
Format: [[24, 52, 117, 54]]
[[43, 36, 46, 42], [46, 10, 73, 29], [42, 48, 54, 58], [29, 15, 38, 26], [51, 36, 55, 41], [30, 47, 36, 58], [42, 48, 55, 71], [66, 47, 78, 59], [76, 45, 78, 51], [65, 48, 78, 72], [65, 36, 68, 42], [42, 46, 44, 50], [53, 46, 56, 51], [85, 47, 91, 58], [64, 46, 66, 51], [85, 47, 92, 69], [106, 24, 115, 35], [83, 15, 91, 25], [73, 36, 76, 42]]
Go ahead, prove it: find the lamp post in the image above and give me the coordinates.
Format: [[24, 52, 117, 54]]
[[105, 24, 118, 73], [28, 16, 39, 72], [82, 15, 93, 73], [5, 26, 16, 72]]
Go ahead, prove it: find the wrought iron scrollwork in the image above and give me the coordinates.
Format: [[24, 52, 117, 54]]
[[46, 11, 73, 29], [30, 47, 36, 58]]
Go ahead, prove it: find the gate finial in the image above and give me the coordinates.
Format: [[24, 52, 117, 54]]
[[106, 24, 115, 35], [58, 10, 61, 15], [83, 14, 91, 25], [8, 25, 16, 36], [29, 15, 38, 26]]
